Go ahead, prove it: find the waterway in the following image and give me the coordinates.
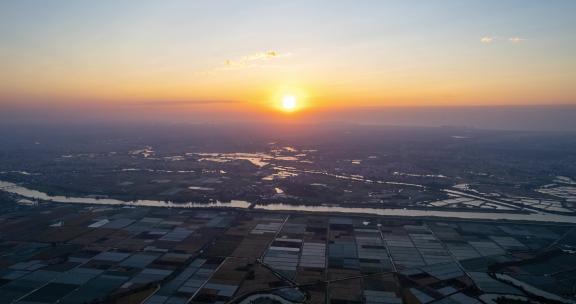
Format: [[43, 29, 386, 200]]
[[1, 180, 575, 223]]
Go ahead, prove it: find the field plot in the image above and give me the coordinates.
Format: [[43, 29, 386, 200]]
[[0, 204, 574, 303]]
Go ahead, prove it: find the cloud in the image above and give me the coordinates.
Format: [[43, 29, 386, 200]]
[[195, 50, 292, 76], [480, 36, 495, 44], [222, 50, 291, 69], [480, 36, 526, 44], [197, 50, 291, 76], [135, 100, 238, 106], [508, 37, 525, 43]]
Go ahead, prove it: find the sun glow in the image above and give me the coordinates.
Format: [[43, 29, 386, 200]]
[[281, 95, 298, 112]]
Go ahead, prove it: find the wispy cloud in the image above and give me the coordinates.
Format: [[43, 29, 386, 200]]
[[222, 50, 291, 69], [480, 36, 495, 44], [197, 50, 292, 76], [508, 37, 525, 43], [480, 36, 527, 44], [136, 100, 238, 106]]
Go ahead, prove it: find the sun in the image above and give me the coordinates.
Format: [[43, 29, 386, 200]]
[[281, 95, 297, 112], [271, 87, 308, 113]]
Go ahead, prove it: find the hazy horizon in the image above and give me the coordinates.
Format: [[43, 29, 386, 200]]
[[2, 101, 576, 132]]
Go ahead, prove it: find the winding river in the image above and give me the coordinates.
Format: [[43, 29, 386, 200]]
[[1, 180, 575, 223]]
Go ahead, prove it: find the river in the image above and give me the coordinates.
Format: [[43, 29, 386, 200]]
[[1, 180, 575, 223]]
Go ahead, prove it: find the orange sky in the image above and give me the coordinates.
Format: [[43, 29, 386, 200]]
[[1, 1, 576, 116]]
